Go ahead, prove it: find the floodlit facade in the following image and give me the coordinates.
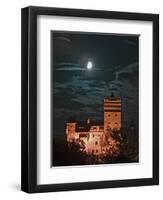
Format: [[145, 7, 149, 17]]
[[66, 95, 122, 155]]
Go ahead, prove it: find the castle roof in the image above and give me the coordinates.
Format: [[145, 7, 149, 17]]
[[104, 92, 121, 101], [75, 120, 103, 132]]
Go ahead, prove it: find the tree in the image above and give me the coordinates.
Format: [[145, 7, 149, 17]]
[[52, 138, 88, 166]]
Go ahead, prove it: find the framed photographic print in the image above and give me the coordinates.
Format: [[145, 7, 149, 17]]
[[21, 6, 159, 193]]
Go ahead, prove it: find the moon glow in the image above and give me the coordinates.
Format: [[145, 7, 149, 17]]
[[87, 61, 93, 70]]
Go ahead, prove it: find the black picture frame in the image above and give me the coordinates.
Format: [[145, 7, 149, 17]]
[[21, 6, 159, 193]]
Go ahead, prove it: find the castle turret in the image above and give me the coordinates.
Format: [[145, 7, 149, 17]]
[[87, 118, 90, 124], [104, 93, 121, 133], [66, 119, 76, 142]]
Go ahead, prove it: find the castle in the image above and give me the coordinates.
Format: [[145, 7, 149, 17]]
[[66, 94, 122, 155]]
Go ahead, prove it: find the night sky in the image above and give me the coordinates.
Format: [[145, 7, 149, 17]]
[[52, 31, 139, 139]]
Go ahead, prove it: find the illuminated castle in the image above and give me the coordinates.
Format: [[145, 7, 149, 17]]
[[66, 94, 122, 155]]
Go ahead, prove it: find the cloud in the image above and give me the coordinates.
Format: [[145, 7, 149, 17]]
[[53, 62, 139, 131], [109, 62, 138, 95], [108, 62, 139, 127], [123, 39, 137, 46], [55, 62, 103, 71], [115, 62, 138, 80], [56, 67, 86, 71], [54, 76, 108, 114], [56, 62, 80, 66], [56, 36, 71, 42]]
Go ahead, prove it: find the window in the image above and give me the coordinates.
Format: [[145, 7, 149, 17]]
[[115, 114, 117, 117], [115, 122, 118, 124], [92, 150, 94, 153], [95, 141, 98, 145], [96, 150, 98, 153], [108, 114, 110, 117]]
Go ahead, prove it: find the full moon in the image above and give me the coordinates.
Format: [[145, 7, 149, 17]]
[[87, 61, 93, 70]]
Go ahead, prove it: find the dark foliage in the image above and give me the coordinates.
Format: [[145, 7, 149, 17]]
[[110, 127, 139, 163], [52, 138, 88, 166]]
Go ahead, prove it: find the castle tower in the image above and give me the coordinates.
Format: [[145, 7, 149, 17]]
[[104, 94, 121, 133], [66, 119, 76, 142]]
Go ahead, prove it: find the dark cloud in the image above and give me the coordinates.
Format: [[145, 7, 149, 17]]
[[56, 36, 71, 42], [123, 39, 137, 46]]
